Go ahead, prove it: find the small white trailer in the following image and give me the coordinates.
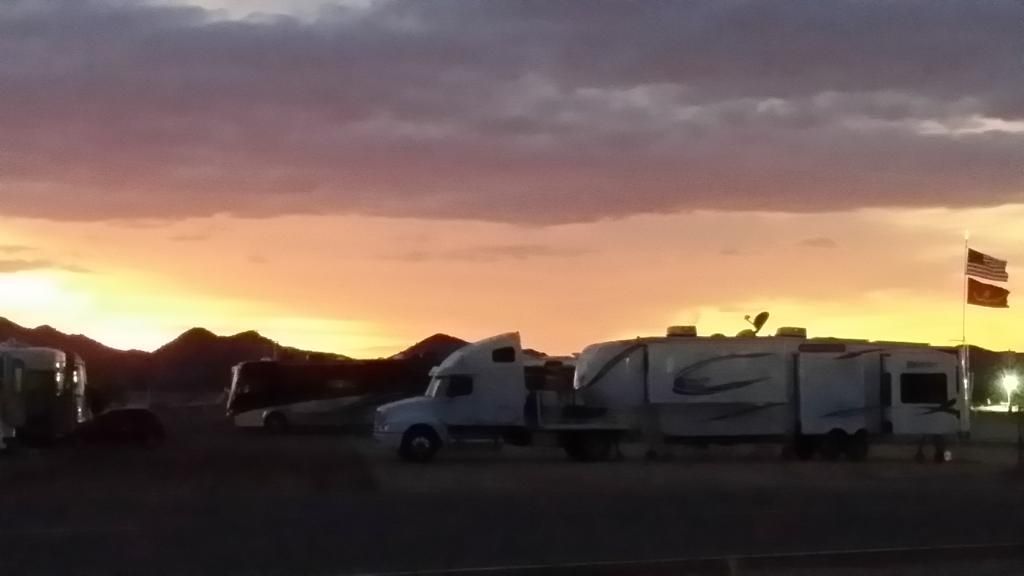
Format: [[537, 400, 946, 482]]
[[0, 345, 90, 446], [373, 329, 967, 462]]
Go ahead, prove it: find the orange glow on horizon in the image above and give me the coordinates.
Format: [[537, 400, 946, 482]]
[[2, 206, 1023, 357]]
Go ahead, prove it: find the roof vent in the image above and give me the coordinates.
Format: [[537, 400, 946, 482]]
[[775, 327, 807, 338], [667, 325, 697, 337]]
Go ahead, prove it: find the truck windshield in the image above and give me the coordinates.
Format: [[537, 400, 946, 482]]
[[425, 377, 443, 398], [227, 365, 241, 408]]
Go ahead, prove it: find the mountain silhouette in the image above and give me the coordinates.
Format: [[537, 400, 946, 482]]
[[0, 317, 347, 410], [391, 333, 468, 364], [3, 316, 1017, 408]]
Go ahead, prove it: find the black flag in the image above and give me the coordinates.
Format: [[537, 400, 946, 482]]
[[967, 277, 1009, 308]]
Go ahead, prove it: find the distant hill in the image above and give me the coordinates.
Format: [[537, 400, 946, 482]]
[[0, 317, 347, 410], [391, 333, 467, 364], [147, 327, 349, 400]]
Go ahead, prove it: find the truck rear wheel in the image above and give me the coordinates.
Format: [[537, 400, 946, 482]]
[[400, 425, 441, 463]]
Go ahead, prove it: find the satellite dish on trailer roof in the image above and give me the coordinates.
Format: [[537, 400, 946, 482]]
[[743, 311, 770, 335]]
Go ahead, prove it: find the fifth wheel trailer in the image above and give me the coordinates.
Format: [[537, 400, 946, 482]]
[[373, 329, 966, 462], [572, 331, 965, 460]]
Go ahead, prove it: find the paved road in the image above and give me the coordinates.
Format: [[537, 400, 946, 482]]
[[1, 409, 1022, 575]]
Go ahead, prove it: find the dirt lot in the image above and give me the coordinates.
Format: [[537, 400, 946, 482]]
[[1, 407, 1023, 575]]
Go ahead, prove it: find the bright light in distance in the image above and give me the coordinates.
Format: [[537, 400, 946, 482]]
[[1000, 373, 1019, 402]]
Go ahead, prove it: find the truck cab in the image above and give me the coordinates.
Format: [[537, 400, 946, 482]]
[[374, 333, 574, 461]]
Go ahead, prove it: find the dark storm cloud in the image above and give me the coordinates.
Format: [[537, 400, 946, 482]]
[[1, 0, 1022, 224]]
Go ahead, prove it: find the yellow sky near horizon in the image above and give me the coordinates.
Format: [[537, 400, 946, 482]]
[[2, 205, 1023, 357]]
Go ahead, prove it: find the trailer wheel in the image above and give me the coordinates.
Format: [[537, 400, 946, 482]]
[[581, 433, 612, 462], [845, 430, 869, 462], [264, 412, 288, 434], [400, 425, 441, 463], [563, 432, 612, 462], [819, 429, 847, 461], [793, 435, 816, 461], [932, 435, 948, 464], [563, 434, 586, 461]]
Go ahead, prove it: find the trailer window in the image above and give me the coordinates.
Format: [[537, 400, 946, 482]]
[[492, 347, 516, 363], [900, 373, 947, 404]]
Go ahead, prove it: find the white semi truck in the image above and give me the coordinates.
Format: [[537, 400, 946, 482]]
[[373, 329, 966, 462]]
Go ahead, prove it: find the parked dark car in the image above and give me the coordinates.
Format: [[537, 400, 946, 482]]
[[74, 407, 165, 448]]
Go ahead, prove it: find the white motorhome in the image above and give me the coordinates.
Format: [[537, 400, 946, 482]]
[[374, 329, 966, 462], [227, 358, 431, 432]]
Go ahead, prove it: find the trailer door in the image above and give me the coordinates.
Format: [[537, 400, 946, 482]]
[[797, 352, 872, 435], [883, 351, 958, 436]]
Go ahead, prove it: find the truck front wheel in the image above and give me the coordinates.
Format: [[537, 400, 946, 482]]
[[264, 412, 289, 434], [400, 425, 441, 463]]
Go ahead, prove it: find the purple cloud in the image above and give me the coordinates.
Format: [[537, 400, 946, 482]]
[[1, 0, 1022, 224], [798, 237, 839, 249], [386, 243, 590, 262], [0, 259, 88, 273]]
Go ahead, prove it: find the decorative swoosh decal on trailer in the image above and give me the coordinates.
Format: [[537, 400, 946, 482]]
[[822, 405, 879, 418], [708, 402, 787, 421], [921, 398, 959, 417], [674, 377, 771, 396], [672, 353, 773, 396], [576, 342, 646, 390]]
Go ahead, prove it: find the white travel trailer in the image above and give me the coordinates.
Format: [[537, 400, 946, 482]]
[[373, 329, 966, 462]]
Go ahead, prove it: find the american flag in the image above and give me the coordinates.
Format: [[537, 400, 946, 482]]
[[966, 248, 1008, 282]]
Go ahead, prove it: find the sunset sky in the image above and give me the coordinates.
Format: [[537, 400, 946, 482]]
[[2, 0, 1023, 357]]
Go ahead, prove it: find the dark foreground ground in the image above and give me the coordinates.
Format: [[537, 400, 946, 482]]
[[1, 407, 1023, 576]]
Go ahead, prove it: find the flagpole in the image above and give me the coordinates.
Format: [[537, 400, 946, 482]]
[[962, 232, 968, 345], [962, 231, 970, 410]]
